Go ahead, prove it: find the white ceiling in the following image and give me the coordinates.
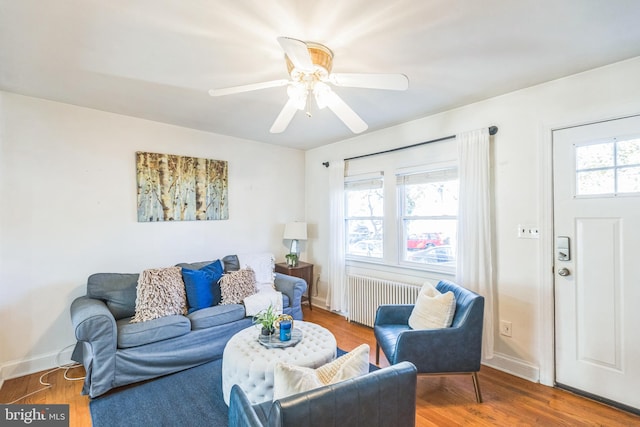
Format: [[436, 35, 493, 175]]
[[2, 0, 640, 150]]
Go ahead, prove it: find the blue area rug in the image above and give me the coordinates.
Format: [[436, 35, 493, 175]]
[[90, 359, 228, 427], [90, 349, 378, 427]]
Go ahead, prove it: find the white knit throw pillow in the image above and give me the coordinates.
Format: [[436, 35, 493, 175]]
[[273, 344, 370, 400], [408, 282, 456, 329], [131, 266, 187, 323]]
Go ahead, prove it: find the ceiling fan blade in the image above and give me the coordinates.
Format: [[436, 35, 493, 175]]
[[209, 79, 289, 97], [277, 37, 314, 72], [324, 89, 368, 134], [329, 73, 409, 91], [270, 98, 300, 133]]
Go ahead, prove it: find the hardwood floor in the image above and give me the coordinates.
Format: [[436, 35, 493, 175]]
[[1, 306, 639, 426]]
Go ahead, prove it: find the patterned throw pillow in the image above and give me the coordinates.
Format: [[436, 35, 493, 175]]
[[219, 267, 259, 305], [131, 266, 187, 323]]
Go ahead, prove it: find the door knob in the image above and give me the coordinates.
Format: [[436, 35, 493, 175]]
[[558, 268, 571, 277]]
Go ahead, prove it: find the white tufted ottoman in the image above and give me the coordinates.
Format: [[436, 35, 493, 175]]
[[222, 321, 337, 405]]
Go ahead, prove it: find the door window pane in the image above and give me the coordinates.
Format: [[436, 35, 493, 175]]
[[618, 167, 640, 193], [617, 139, 640, 166], [576, 170, 615, 195], [576, 143, 613, 169], [575, 137, 640, 196]]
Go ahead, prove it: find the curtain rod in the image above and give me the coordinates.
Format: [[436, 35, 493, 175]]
[[321, 125, 498, 167]]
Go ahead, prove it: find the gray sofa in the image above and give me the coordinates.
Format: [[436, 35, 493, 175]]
[[70, 258, 307, 398]]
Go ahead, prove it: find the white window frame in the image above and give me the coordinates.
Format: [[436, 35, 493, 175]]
[[574, 136, 640, 198], [343, 139, 459, 278], [397, 165, 458, 274], [344, 173, 385, 261]]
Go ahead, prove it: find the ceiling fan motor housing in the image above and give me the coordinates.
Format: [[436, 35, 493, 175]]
[[285, 42, 334, 77]]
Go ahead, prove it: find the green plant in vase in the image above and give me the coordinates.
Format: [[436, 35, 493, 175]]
[[253, 304, 278, 336], [285, 253, 298, 267]]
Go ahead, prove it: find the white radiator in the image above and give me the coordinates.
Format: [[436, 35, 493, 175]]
[[347, 275, 421, 327]]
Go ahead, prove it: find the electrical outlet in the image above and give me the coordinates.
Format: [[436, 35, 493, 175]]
[[500, 320, 512, 337]]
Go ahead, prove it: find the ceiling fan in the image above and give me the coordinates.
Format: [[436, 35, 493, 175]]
[[208, 37, 409, 134]]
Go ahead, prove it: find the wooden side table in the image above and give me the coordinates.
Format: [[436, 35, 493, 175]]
[[275, 261, 314, 310]]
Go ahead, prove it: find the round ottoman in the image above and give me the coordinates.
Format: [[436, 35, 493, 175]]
[[222, 321, 337, 405]]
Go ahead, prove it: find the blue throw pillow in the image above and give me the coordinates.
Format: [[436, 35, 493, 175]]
[[201, 260, 224, 305], [181, 260, 224, 313]]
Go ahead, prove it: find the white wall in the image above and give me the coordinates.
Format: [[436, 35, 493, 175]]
[[0, 92, 305, 380], [305, 56, 640, 381]]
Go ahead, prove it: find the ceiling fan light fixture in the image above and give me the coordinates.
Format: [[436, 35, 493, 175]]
[[313, 82, 331, 109], [287, 84, 307, 110]]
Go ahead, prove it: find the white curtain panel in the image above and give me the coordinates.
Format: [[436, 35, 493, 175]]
[[326, 160, 348, 312], [456, 128, 494, 360]]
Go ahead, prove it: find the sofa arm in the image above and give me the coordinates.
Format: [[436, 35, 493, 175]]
[[394, 326, 480, 372], [71, 296, 117, 343], [228, 385, 267, 427], [274, 273, 307, 320], [70, 296, 118, 397], [374, 304, 414, 325]]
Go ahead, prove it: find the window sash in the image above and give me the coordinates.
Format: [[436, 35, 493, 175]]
[[398, 167, 458, 270], [345, 174, 384, 259]]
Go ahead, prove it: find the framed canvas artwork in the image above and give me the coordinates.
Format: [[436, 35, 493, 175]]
[[136, 151, 229, 221]]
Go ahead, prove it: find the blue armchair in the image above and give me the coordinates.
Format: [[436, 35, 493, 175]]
[[228, 361, 418, 427], [374, 280, 485, 402]]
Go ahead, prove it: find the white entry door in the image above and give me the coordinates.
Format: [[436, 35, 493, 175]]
[[553, 115, 640, 411]]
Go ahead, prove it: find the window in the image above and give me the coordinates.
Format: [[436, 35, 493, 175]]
[[398, 168, 458, 268], [345, 175, 384, 259], [575, 137, 640, 196], [343, 139, 458, 271]]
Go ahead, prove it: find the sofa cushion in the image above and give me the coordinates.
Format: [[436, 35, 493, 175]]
[[131, 267, 188, 323], [187, 304, 247, 330], [408, 282, 456, 330], [181, 260, 224, 313], [282, 293, 290, 309], [176, 260, 213, 270], [219, 268, 258, 304], [222, 254, 240, 273], [116, 315, 190, 348], [87, 273, 139, 320]]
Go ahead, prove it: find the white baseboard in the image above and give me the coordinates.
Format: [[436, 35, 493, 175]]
[[1, 347, 75, 382], [483, 351, 540, 383]]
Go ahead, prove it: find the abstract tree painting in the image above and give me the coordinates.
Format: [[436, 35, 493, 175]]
[[136, 152, 229, 222]]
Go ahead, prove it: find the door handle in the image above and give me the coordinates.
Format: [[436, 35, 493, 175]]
[[558, 268, 571, 277]]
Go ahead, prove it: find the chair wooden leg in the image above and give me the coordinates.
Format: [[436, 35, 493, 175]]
[[471, 371, 483, 403], [375, 343, 380, 365]]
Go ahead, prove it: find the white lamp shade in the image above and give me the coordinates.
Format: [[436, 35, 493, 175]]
[[283, 222, 307, 240]]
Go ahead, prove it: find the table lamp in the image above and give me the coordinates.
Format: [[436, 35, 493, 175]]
[[283, 222, 307, 264]]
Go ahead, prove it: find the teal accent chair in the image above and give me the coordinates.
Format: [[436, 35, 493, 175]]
[[373, 280, 485, 403]]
